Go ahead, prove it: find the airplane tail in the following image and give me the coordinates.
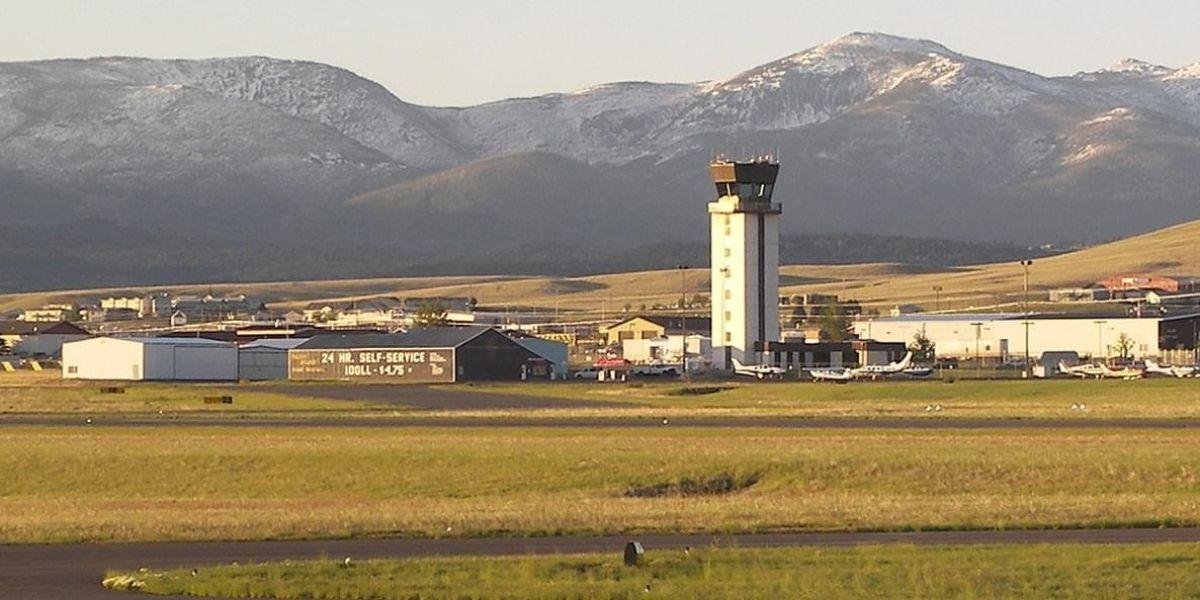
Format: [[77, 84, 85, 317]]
[[731, 358, 745, 370], [1057, 361, 1071, 374], [1144, 359, 1160, 370], [894, 352, 914, 370]]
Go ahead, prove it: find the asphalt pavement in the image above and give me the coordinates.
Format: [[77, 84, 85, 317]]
[[8, 528, 1200, 599]]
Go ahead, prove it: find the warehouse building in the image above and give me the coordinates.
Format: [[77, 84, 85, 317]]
[[62, 337, 238, 381], [238, 338, 307, 380], [288, 326, 543, 383], [853, 313, 1200, 361]]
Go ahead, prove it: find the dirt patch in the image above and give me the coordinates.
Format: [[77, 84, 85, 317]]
[[665, 386, 731, 397], [624, 472, 761, 498]]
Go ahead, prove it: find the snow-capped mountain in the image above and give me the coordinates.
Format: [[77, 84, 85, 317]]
[[2, 32, 1200, 287]]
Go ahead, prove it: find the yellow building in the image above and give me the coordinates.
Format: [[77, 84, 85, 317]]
[[600, 316, 708, 346]]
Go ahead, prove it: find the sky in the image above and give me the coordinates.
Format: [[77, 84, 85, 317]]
[[2, 0, 1198, 107]]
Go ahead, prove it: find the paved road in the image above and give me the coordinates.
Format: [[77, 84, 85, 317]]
[[249, 383, 629, 410], [4, 415, 1200, 429], [9, 528, 1200, 599]]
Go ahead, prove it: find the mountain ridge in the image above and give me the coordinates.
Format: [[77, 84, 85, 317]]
[[2, 32, 1199, 289]]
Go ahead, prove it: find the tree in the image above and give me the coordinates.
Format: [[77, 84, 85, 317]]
[[623, 303, 632, 313], [1108, 333, 1135, 360], [816, 305, 850, 342], [691, 294, 709, 307], [908, 332, 936, 362], [411, 300, 449, 327]]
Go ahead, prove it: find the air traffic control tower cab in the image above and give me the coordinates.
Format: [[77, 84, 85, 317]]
[[708, 159, 782, 370]]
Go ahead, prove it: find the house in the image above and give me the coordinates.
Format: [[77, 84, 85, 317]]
[[400, 297, 476, 324], [18, 304, 77, 323], [171, 294, 266, 323], [62, 337, 238, 381], [302, 297, 405, 327], [600, 316, 711, 346], [0, 321, 90, 357]]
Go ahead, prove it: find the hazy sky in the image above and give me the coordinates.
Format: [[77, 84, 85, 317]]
[[3, 0, 1198, 106]]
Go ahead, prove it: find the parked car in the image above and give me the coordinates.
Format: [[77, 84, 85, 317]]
[[572, 367, 601, 380]]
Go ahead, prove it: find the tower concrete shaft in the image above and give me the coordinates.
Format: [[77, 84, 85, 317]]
[[708, 160, 781, 369]]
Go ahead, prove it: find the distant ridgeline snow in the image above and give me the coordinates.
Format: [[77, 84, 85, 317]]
[[1, 32, 1199, 288]]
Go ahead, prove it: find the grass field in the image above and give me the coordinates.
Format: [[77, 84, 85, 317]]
[[0, 371, 374, 415], [3, 371, 1199, 420], [465, 378, 1200, 420], [104, 542, 1200, 599], [5, 425, 1200, 544]]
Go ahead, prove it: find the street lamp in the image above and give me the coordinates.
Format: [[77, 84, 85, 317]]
[[677, 264, 689, 369], [1020, 259, 1034, 378], [971, 321, 984, 379]]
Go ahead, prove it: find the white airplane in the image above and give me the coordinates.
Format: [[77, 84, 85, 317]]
[[1144, 359, 1197, 379], [1099, 363, 1144, 380], [849, 352, 915, 379], [808, 368, 854, 383], [731, 358, 788, 380], [1058, 361, 1106, 379], [808, 352, 925, 382], [1058, 361, 1142, 380]]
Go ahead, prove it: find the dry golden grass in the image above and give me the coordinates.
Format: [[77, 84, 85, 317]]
[[109, 543, 1200, 600], [0, 372, 374, 414], [4, 426, 1200, 544], [7, 219, 1197, 314]]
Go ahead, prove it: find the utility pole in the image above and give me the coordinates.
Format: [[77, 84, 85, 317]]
[[933, 286, 943, 313], [1094, 320, 1107, 362], [1020, 259, 1034, 378], [971, 321, 983, 379], [677, 264, 689, 369]]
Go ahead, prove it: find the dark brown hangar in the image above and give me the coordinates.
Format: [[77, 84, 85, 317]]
[[288, 326, 545, 383]]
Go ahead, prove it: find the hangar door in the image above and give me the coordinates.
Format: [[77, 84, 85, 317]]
[[173, 346, 238, 381]]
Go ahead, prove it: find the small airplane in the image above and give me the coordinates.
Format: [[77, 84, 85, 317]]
[[1099, 363, 1144, 380], [731, 358, 787, 380], [1058, 361, 1142, 380], [849, 352, 915, 380], [808, 368, 854, 383], [808, 352, 926, 382], [899, 366, 935, 378], [1144, 359, 1197, 379], [1058, 361, 1107, 379]]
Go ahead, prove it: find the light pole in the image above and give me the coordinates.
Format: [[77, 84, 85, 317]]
[[1020, 259, 1034, 378], [1093, 320, 1107, 362], [677, 264, 689, 369], [933, 286, 943, 313], [971, 321, 984, 379]]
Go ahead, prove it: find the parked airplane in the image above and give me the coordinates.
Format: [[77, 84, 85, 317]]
[[1099, 363, 1144, 380], [731, 358, 788, 380], [808, 352, 924, 382], [1058, 361, 1142, 380], [851, 352, 915, 379], [900, 366, 935, 378], [1058, 361, 1107, 379], [1144, 359, 1197, 378], [808, 368, 854, 383]]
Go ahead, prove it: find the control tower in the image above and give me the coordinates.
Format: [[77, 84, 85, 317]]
[[708, 159, 781, 369]]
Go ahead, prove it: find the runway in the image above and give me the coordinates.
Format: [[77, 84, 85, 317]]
[[9, 527, 1200, 599], [3, 414, 1200, 429]]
